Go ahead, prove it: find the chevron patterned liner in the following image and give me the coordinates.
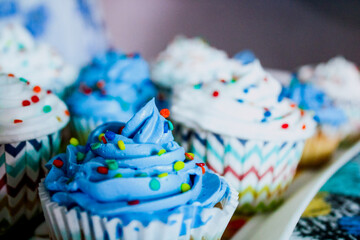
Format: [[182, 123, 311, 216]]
[[0, 131, 61, 234], [71, 116, 108, 145], [173, 123, 305, 213]]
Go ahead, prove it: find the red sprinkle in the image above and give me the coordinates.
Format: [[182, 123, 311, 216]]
[[160, 109, 170, 118], [196, 163, 206, 174], [302, 124, 306, 130], [65, 110, 70, 116], [96, 80, 105, 89], [53, 159, 64, 168], [300, 110, 305, 117], [212, 91, 219, 97], [47, 90, 52, 94], [128, 200, 140, 205], [101, 135, 107, 144], [290, 103, 296, 108], [97, 166, 108, 174], [119, 126, 124, 134], [26, 81, 30, 85], [264, 77, 268, 82], [33, 86, 41, 93], [22, 100, 31, 107], [185, 153, 194, 160], [220, 79, 226, 83], [7, 73, 15, 77], [281, 123, 289, 129], [31, 95, 39, 103], [14, 119, 23, 124]]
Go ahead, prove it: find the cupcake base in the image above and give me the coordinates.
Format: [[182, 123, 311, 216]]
[[0, 131, 61, 235], [300, 130, 341, 168], [173, 123, 304, 214], [38, 179, 238, 240]]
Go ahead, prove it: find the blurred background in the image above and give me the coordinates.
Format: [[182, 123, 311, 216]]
[[101, 0, 360, 69]]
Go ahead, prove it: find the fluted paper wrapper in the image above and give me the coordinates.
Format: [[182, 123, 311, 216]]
[[39, 180, 238, 240], [0, 131, 61, 234], [70, 116, 108, 145], [173, 123, 305, 213]]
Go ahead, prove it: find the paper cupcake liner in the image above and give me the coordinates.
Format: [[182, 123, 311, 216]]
[[173, 123, 305, 213], [39, 179, 238, 240], [300, 129, 341, 168], [335, 100, 360, 143], [0, 131, 61, 234], [70, 116, 107, 145]]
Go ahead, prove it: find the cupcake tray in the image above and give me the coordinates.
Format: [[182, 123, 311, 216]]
[[223, 141, 360, 240]]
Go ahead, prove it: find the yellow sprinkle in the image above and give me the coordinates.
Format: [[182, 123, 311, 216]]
[[174, 161, 185, 171], [98, 133, 105, 142], [70, 138, 79, 146], [181, 183, 191, 193], [118, 140, 125, 150], [56, 116, 62, 122], [157, 149, 166, 156], [158, 173, 168, 178]]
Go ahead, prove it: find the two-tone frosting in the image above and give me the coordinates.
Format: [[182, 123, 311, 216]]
[[45, 99, 229, 228], [0, 23, 77, 95], [151, 36, 246, 88], [298, 56, 360, 103], [284, 75, 347, 127], [66, 50, 156, 122], [0, 73, 70, 143], [171, 60, 316, 141]]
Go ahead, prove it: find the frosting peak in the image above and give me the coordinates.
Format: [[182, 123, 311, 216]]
[[0, 23, 78, 95]]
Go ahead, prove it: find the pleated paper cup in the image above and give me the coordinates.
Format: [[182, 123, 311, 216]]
[[70, 116, 108, 145], [38, 179, 238, 240], [0, 131, 61, 235], [173, 123, 305, 213]]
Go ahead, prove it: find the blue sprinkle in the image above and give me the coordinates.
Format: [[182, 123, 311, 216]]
[[261, 118, 267, 123], [264, 111, 271, 117], [164, 122, 169, 133], [237, 99, 244, 103], [313, 115, 320, 122], [243, 89, 249, 94], [105, 131, 116, 141], [134, 227, 140, 232]]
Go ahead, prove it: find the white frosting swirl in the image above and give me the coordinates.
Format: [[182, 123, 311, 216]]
[[151, 36, 247, 88], [0, 73, 70, 143], [0, 23, 77, 95], [298, 56, 360, 103], [171, 60, 316, 141]]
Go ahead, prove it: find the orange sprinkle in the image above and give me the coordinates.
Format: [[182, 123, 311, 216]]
[[14, 119, 23, 124], [8, 73, 15, 77], [290, 103, 296, 108], [302, 124, 306, 130], [160, 109, 170, 118], [300, 110, 305, 116], [33, 86, 41, 93], [64, 110, 70, 116]]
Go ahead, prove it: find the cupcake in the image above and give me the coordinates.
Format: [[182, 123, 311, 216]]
[[298, 56, 360, 145], [284, 75, 347, 167], [0, 23, 78, 98], [151, 36, 244, 109], [171, 60, 316, 213], [39, 99, 238, 240], [66, 50, 156, 144], [0, 73, 70, 234]]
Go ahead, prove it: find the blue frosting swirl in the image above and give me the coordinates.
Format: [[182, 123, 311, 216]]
[[284, 75, 347, 126], [45, 99, 229, 232], [66, 50, 156, 122]]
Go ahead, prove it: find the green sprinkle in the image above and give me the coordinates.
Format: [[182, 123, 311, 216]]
[[43, 105, 52, 113], [193, 84, 202, 89], [149, 178, 160, 191], [91, 143, 101, 150], [69, 138, 79, 146], [174, 161, 185, 171], [114, 173, 123, 178], [181, 183, 191, 193], [19, 77, 28, 83], [158, 149, 166, 156], [136, 172, 148, 177], [158, 172, 168, 178], [18, 43, 25, 50], [106, 159, 118, 170], [77, 152, 85, 162], [167, 121, 174, 131]]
